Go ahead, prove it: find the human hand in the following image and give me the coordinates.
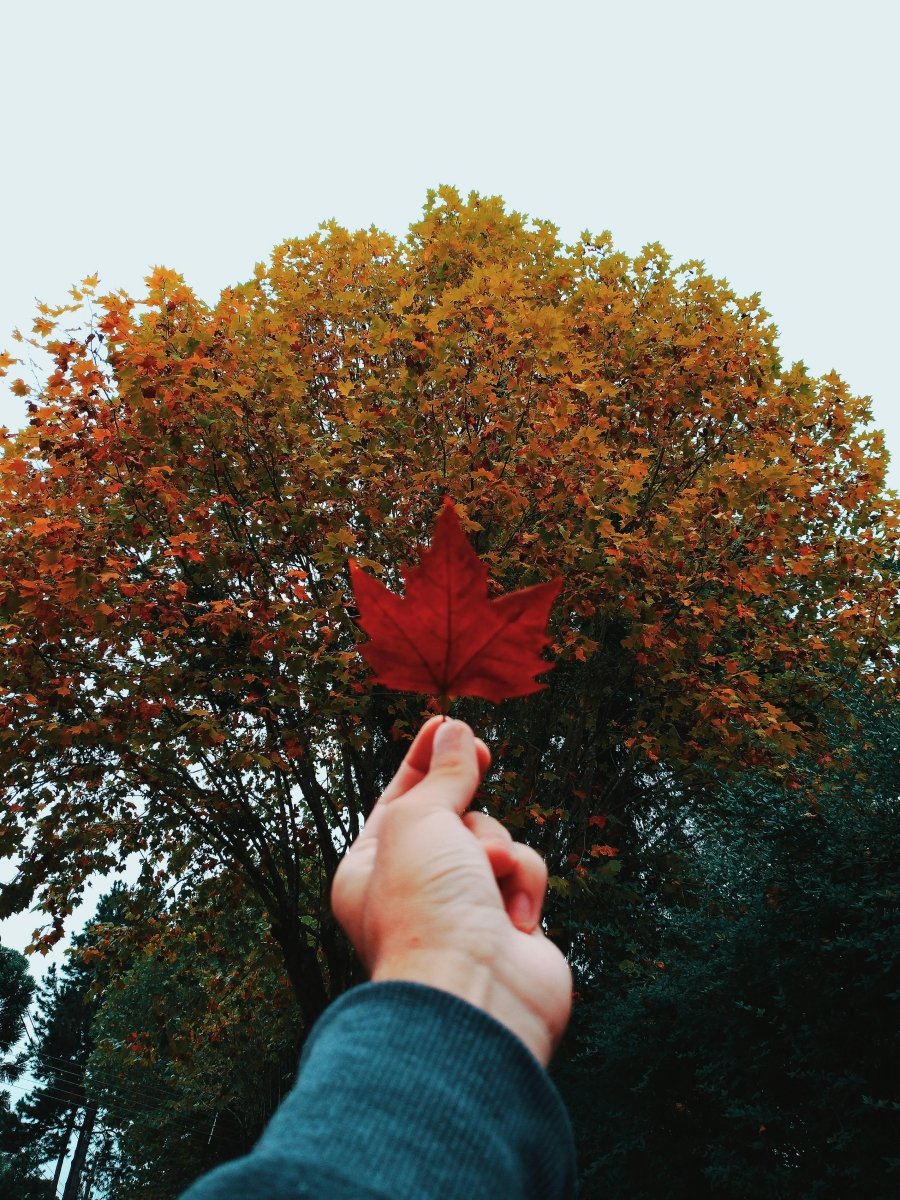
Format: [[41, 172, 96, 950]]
[[331, 717, 573, 1066]]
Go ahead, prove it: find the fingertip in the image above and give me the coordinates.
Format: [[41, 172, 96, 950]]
[[499, 844, 548, 932], [414, 720, 488, 771], [407, 719, 481, 812], [432, 716, 471, 752], [412, 714, 445, 750], [399, 715, 451, 776], [508, 889, 538, 932]]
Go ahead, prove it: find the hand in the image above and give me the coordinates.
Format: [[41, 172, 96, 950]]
[[331, 716, 572, 1066]]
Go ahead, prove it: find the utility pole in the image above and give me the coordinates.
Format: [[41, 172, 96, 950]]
[[61, 1101, 97, 1200], [51, 1109, 78, 1194]]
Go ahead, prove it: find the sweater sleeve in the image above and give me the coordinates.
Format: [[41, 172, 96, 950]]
[[179, 981, 576, 1200]]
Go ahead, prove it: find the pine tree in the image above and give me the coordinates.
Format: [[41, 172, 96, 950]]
[[0, 945, 53, 1198]]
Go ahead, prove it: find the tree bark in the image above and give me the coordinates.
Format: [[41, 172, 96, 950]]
[[267, 913, 330, 1029]]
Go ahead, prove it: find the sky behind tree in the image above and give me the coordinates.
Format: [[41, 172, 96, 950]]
[[1, 0, 897, 968]]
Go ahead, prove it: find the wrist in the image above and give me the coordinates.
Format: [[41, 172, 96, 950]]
[[370, 947, 555, 1067]]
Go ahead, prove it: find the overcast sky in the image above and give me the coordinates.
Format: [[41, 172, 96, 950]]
[[2, 0, 898, 968]]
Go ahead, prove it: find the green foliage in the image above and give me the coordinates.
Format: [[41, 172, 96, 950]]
[[12, 932, 100, 1195], [1, 881, 302, 1199], [4, 888, 142, 1196], [0, 946, 53, 1197], [0, 944, 34, 1060], [556, 683, 900, 1199], [82, 876, 301, 1199], [0, 1099, 55, 1200]]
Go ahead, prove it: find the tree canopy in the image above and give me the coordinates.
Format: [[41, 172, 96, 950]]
[[0, 187, 897, 1033]]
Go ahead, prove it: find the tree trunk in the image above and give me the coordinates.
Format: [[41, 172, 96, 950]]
[[268, 913, 331, 1029], [62, 1101, 97, 1200]]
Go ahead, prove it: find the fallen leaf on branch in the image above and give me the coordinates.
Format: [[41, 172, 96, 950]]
[[349, 497, 562, 707]]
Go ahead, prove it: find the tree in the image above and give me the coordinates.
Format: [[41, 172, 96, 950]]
[[0, 944, 33, 1067], [0, 187, 897, 1027], [2, 884, 304, 1200], [15, 921, 103, 1196], [0, 1098, 55, 1200], [556, 678, 900, 1198], [0, 946, 54, 1198], [82, 875, 303, 1199], [10, 885, 195, 1199]]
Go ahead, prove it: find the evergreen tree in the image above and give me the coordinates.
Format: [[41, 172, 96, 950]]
[[0, 945, 53, 1198], [1, 943, 33, 1074], [15, 889, 131, 1197], [556, 681, 900, 1199], [85, 875, 302, 1200]]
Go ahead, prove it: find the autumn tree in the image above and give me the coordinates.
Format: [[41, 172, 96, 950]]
[[0, 187, 897, 1028]]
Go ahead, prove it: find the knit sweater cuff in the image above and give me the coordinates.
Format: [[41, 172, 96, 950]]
[[184, 980, 576, 1199]]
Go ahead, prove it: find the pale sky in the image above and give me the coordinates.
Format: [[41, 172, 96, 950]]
[[1, 0, 898, 969]]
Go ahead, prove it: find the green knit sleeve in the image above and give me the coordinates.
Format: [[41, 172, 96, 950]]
[[180, 981, 576, 1200]]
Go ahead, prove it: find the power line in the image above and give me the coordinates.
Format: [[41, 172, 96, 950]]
[[31, 1044, 297, 1113], [8, 1044, 257, 1143], [30, 1050, 186, 1107], [4, 1077, 215, 1140], [26, 1061, 186, 1119], [3, 1079, 234, 1197]]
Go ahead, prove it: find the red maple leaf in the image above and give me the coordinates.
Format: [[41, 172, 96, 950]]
[[349, 498, 562, 706]]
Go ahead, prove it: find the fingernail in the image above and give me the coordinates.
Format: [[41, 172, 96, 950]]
[[509, 890, 534, 930], [433, 718, 465, 752]]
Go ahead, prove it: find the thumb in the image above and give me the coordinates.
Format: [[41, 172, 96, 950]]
[[419, 718, 481, 813]]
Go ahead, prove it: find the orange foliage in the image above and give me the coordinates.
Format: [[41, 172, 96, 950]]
[[0, 187, 896, 1010]]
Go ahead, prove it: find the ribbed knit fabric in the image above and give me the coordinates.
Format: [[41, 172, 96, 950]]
[[180, 981, 576, 1199]]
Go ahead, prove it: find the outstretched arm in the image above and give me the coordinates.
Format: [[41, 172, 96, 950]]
[[181, 717, 576, 1199]]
